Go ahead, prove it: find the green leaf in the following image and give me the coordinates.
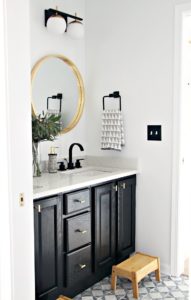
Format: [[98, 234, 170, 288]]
[[32, 113, 61, 143]]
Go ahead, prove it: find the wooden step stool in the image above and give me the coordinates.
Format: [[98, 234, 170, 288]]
[[111, 252, 160, 299], [57, 296, 71, 300]]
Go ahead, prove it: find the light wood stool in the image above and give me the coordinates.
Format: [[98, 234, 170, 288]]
[[111, 252, 160, 299]]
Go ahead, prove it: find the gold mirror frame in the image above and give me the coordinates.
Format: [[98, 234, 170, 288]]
[[31, 54, 85, 134]]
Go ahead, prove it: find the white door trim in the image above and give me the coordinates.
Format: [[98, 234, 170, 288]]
[[0, 0, 13, 298], [171, 2, 191, 276], [0, 0, 35, 299]]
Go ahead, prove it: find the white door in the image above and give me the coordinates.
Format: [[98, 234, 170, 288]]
[[0, 0, 35, 299]]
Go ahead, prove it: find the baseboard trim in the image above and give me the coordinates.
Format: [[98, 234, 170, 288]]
[[161, 263, 171, 275]]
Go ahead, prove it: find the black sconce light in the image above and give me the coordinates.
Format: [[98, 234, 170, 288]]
[[47, 93, 63, 113], [44, 7, 84, 39]]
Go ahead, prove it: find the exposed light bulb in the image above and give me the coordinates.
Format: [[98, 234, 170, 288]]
[[67, 20, 84, 39], [47, 15, 67, 35]]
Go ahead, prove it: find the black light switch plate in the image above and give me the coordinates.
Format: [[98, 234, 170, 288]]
[[147, 125, 162, 141]]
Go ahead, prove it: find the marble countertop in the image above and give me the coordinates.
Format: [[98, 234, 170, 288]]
[[33, 166, 138, 200]]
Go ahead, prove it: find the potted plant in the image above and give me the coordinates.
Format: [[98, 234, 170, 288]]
[[32, 113, 61, 177]]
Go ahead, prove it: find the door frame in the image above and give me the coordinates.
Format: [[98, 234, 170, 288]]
[[0, 0, 35, 299], [0, 0, 12, 298], [171, 2, 191, 276]]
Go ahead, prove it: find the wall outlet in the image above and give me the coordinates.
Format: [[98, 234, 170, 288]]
[[147, 125, 162, 141]]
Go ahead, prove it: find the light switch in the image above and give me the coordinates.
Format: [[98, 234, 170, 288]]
[[147, 125, 162, 141]]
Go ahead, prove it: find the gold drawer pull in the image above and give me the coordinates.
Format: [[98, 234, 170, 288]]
[[76, 229, 87, 234], [74, 199, 85, 204], [79, 264, 86, 269]]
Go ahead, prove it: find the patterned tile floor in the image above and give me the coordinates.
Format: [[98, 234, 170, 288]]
[[74, 273, 189, 300]]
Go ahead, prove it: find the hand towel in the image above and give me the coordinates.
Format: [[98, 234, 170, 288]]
[[101, 109, 125, 151]]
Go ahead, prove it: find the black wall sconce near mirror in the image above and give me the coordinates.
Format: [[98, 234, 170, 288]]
[[44, 8, 84, 39]]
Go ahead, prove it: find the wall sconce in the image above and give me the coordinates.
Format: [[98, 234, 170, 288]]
[[45, 8, 84, 39]]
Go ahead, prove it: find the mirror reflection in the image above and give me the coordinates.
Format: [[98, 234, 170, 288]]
[[31, 55, 84, 134]]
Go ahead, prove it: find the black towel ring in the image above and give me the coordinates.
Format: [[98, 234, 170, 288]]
[[102, 91, 121, 111]]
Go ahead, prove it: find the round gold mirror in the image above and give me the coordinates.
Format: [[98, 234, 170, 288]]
[[31, 54, 85, 134]]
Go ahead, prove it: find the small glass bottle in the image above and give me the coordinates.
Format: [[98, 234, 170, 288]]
[[48, 147, 58, 173]]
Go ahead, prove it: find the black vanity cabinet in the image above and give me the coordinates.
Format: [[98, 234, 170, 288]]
[[93, 176, 136, 274], [33, 175, 136, 299], [34, 196, 62, 300], [117, 177, 136, 261], [62, 189, 92, 293], [94, 182, 116, 272]]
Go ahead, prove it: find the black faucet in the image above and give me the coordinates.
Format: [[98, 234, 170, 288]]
[[68, 143, 84, 169]]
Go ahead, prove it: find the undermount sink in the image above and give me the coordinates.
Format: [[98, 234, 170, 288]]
[[74, 169, 112, 177], [60, 167, 115, 177]]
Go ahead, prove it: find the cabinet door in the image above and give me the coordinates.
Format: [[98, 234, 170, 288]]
[[34, 197, 62, 300], [117, 176, 136, 260], [94, 183, 116, 271]]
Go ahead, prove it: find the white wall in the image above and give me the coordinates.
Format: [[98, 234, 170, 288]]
[[30, 0, 87, 161], [85, 0, 191, 273]]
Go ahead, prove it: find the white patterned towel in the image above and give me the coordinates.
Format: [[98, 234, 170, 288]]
[[101, 109, 125, 151]]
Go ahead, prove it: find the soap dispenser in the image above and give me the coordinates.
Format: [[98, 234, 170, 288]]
[[48, 147, 58, 173]]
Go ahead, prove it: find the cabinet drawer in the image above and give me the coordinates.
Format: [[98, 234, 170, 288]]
[[66, 212, 91, 252], [64, 189, 90, 214], [66, 245, 91, 287]]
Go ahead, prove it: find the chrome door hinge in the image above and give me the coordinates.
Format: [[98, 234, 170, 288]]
[[113, 185, 118, 192], [34, 204, 41, 213], [120, 182, 127, 189]]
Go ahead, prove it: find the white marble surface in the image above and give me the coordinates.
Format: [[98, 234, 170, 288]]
[[33, 166, 138, 200]]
